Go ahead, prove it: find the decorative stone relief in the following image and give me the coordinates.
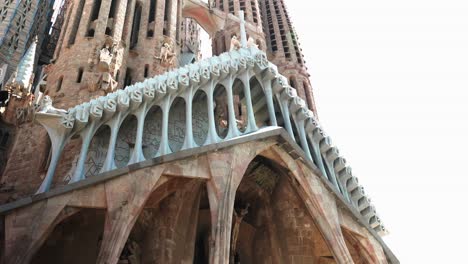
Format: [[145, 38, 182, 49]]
[[168, 98, 186, 152], [143, 107, 162, 159], [192, 93, 209, 146], [115, 116, 137, 168]]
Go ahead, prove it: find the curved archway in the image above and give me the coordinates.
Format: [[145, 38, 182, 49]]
[[84, 125, 111, 178], [213, 83, 228, 139], [230, 155, 335, 263], [115, 115, 138, 168], [232, 79, 248, 133], [32, 209, 106, 264], [143, 105, 163, 159], [249, 76, 269, 128], [168, 97, 187, 152], [192, 90, 209, 146], [342, 227, 377, 264]]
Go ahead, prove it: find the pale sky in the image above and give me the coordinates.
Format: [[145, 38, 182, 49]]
[[201, 0, 468, 262]]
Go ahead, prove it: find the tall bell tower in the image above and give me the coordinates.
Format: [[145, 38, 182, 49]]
[[258, 0, 318, 116], [46, 0, 187, 109]]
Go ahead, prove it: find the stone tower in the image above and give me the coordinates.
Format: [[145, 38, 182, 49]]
[[258, 0, 318, 115], [45, 0, 185, 109], [0, 0, 54, 86], [212, 0, 266, 55]]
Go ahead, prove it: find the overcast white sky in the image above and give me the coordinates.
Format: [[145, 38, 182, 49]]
[[287, 0, 468, 262], [202, 0, 468, 262]]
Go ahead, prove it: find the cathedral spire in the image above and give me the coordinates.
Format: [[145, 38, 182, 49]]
[[15, 36, 37, 90]]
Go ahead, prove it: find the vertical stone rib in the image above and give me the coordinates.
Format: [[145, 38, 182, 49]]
[[70, 123, 99, 183], [204, 80, 219, 145], [240, 72, 258, 133]]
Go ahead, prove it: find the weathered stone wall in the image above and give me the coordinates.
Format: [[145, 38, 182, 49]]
[[272, 176, 333, 263]]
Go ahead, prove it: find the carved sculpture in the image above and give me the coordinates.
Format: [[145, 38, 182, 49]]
[[36, 95, 67, 115], [247, 37, 258, 48], [230, 35, 241, 51], [98, 72, 118, 93], [99, 45, 113, 71], [156, 41, 177, 68], [230, 204, 250, 263]]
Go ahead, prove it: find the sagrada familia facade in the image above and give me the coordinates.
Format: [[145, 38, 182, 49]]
[[0, 0, 398, 263]]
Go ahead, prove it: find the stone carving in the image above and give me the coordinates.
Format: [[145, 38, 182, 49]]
[[99, 45, 113, 71], [247, 37, 258, 48], [230, 204, 250, 263], [156, 41, 177, 67], [230, 35, 241, 51], [92, 42, 123, 93], [36, 95, 67, 115]]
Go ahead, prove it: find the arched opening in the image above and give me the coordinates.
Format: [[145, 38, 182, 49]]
[[342, 228, 376, 264], [32, 209, 106, 264], [84, 125, 111, 178], [117, 179, 207, 263], [249, 76, 269, 128], [115, 115, 138, 168], [168, 97, 186, 152], [192, 90, 209, 146], [232, 79, 248, 133], [213, 84, 228, 139], [230, 156, 335, 263], [143, 106, 163, 159], [56, 76, 63, 92]]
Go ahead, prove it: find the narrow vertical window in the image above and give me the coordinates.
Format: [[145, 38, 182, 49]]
[[121, 0, 132, 42], [144, 64, 149, 78], [77, 67, 84, 83], [86, 0, 102, 37], [147, 0, 157, 37], [56, 76, 64, 92], [124, 68, 132, 86], [130, 2, 142, 49], [68, 0, 85, 45], [115, 70, 120, 83], [107, 0, 119, 35], [163, 0, 170, 36]]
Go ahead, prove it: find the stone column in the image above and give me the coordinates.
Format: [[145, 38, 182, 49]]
[[205, 144, 260, 264], [96, 167, 165, 264]]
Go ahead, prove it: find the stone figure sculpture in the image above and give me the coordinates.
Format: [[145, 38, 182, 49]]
[[36, 95, 67, 115], [156, 41, 177, 67], [247, 37, 258, 48], [230, 35, 241, 51], [230, 203, 250, 263]]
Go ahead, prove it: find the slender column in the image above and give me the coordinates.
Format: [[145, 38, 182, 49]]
[[206, 147, 257, 264], [158, 96, 172, 156], [239, 11, 247, 47], [307, 130, 328, 179], [263, 79, 278, 126], [277, 93, 294, 139], [101, 113, 125, 173], [240, 72, 258, 133], [224, 75, 241, 139], [70, 122, 99, 183], [295, 119, 313, 161], [129, 105, 148, 164], [36, 138, 67, 193], [204, 80, 220, 145], [35, 115, 73, 193], [182, 87, 195, 149], [321, 154, 341, 192]]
